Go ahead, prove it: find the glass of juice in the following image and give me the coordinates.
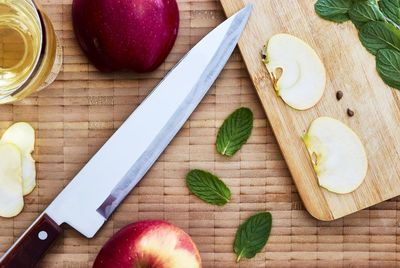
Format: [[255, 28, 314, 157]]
[[0, 0, 62, 104]]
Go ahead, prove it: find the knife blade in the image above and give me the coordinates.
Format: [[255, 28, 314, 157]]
[[0, 5, 252, 267]]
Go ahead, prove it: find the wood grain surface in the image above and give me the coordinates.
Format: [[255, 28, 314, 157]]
[[221, 0, 400, 221], [0, 0, 400, 267]]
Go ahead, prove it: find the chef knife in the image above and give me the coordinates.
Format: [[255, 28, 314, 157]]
[[0, 5, 252, 268]]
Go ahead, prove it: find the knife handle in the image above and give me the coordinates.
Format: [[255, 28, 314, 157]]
[[0, 213, 62, 268]]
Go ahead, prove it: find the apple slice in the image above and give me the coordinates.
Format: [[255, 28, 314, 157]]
[[0, 143, 23, 218], [302, 117, 368, 194], [263, 33, 326, 110], [0, 122, 36, 195]]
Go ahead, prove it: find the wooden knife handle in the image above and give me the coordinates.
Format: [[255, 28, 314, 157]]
[[0, 213, 62, 268]]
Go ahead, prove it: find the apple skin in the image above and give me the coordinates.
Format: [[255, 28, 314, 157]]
[[72, 0, 179, 73], [93, 220, 202, 268]]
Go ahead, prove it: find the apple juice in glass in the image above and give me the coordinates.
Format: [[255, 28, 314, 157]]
[[0, 0, 62, 104]]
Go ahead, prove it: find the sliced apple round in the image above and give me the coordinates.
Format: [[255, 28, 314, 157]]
[[0, 143, 24, 218], [263, 33, 326, 110], [302, 117, 368, 194], [0, 122, 36, 195]]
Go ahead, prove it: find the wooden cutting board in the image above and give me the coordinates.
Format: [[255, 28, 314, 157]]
[[220, 0, 400, 220]]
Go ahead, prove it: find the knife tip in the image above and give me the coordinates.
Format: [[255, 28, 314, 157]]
[[237, 3, 253, 20]]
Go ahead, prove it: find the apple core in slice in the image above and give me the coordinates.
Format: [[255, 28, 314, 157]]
[[0, 143, 24, 218], [263, 33, 326, 110], [302, 117, 368, 194], [0, 122, 36, 195]]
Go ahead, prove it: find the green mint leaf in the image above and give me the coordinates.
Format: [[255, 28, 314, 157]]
[[349, 1, 386, 29], [314, 0, 353, 22], [380, 0, 400, 26], [359, 21, 400, 55], [376, 49, 400, 89], [234, 212, 272, 262], [186, 169, 231, 205], [216, 107, 253, 157]]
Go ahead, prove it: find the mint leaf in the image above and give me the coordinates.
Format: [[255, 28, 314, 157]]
[[349, 1, 386, 29], [359, 21, 400, 55], [186, 169, 231, 205], [315, 0, 352, 22], [376, 49, 400, 89], [314, 0, 400, 90], [234, 212, 272, 262], [216, 107, 253, 157], [380, 0, 400, 26]]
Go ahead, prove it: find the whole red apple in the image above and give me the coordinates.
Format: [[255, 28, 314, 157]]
[[72, 0, 179, 72], [93, 220, 202, 268]]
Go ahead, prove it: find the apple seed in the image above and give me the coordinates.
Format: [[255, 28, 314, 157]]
[[336, 91, 343, 100], [347, 109, 354, 117]]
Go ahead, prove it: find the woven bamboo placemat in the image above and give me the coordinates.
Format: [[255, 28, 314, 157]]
[[0, 0, 399, 267]]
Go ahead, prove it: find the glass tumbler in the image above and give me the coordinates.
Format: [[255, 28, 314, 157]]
[[0, 0, 62, 104]]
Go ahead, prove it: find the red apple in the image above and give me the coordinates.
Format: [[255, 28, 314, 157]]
[[72, 0, 179, 73], [93, 220, 202, 268]]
